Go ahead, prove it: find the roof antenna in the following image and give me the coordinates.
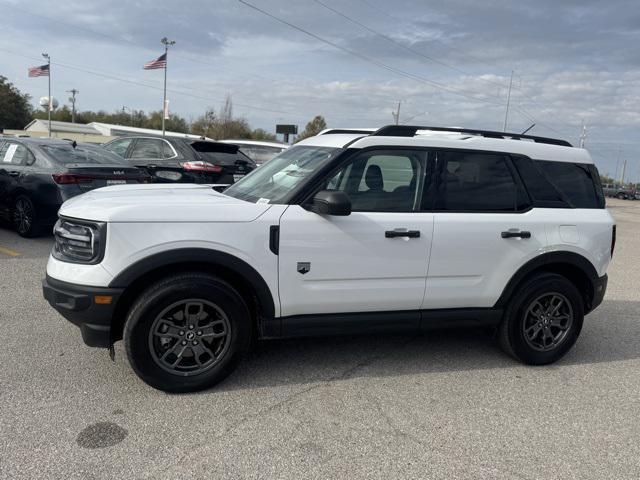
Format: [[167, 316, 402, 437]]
[[521, 124, 535, 135], [71, 140, 77, 149]]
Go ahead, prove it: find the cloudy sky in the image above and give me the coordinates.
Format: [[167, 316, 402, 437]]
[[2, 0, 639, 179]]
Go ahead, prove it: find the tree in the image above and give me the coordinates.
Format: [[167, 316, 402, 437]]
[[190, 96, 252, 139], [0, 76, 33, 130], [146, 110, 190, 133], [250, 128, 277, 141], [296, 115, 327, 142]]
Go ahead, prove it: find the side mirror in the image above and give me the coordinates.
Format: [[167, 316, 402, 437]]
[[309, 190, 351, 216]]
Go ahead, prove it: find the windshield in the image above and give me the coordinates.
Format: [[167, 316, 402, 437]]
[[224, 145, 342, 203], [40, 144, 128, 164]]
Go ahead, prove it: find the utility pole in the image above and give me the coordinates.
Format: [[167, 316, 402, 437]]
[[42, 53, 51, 137], [67, 89, 79, 123], [620, 158, 627, 185], [503, 70, 514, 132], [579, 119, 588, 148], [160, 37, 175, 137], [391, 101, 401, 125]]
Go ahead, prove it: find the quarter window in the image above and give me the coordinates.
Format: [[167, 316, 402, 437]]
[[534, 160, 603, 208], [433, 151, 525, 212]]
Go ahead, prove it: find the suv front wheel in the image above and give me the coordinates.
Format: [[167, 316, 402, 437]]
[[124, 273, 251, 392], [499, 273, 584, 365]]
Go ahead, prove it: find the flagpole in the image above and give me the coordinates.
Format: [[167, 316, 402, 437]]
[[43, 53, 51, 137], [160, 37, 175, 138]]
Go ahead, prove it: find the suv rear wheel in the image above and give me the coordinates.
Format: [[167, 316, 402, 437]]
[[123, 273, 251, 392], [499, 273, 584, 365]]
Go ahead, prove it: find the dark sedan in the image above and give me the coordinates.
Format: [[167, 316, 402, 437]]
[[102, 136, 257, 185], [0, 137, 148, 237]]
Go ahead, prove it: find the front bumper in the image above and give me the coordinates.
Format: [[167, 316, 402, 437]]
[[588, 274, 608, 313], [42, 275, 123, 347]]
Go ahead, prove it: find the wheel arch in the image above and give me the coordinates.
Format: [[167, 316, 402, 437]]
[[494, 251, 600, 314], [108, 248, 276, 343]]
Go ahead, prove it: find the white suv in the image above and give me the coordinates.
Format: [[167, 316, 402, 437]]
[[43, 125, 614, 392]]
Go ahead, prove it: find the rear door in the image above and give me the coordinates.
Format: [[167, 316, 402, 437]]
[[127, 137, 184, 182], [422, 149, 546, 309], [0, 141, 30, 207]]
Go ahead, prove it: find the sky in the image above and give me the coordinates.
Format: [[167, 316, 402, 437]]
[[1, 0, 639, 180]]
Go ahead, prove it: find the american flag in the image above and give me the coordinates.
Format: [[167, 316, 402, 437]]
[[28, 64, 49, 77], [143, 53, 167, 70]]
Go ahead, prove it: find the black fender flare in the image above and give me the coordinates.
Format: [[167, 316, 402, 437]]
[[494, 251, 599, 308], [109, 248, 275, 320]]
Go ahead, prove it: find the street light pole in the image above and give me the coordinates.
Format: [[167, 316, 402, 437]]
[[160, 37, 175, 137]]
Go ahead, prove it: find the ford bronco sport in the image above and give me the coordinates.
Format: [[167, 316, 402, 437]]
[[43, 125, 614, 392]]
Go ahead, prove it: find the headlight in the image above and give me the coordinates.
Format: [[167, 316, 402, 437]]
[[52, 218, 105, 264]]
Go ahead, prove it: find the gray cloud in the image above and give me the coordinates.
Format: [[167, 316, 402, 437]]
[[1, 0, 639, 178]]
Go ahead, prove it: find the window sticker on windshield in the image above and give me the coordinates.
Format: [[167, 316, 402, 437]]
[[257, 198, 270, 204], [3, 144, 18, 163]]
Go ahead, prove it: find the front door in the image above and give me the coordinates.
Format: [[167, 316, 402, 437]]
[[278, 148, 434, 318]]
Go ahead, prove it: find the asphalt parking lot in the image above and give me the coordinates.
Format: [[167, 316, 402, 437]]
[[1, 199, 639, 479]]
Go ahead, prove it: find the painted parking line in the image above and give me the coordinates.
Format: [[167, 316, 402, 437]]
[[0, 245, 21, 257]]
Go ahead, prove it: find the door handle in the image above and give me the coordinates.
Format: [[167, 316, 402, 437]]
[[501, 230, 531, 239], [385, 229, 420, 238], [8, 171, 20, 177]]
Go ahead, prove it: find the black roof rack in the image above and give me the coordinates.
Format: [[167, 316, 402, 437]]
[[371, 125, 572, 147], [320, 128, 375, 135]]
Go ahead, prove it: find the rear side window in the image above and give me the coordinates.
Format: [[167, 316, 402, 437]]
[[130, 138, 162, 159], [433, 151, 528, 212], [104, 138, 133, 157], [534, 160, 604, 208]]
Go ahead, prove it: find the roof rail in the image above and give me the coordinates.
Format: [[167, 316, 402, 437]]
[[320, 128, 376, 135], [371, 125, 572, 147]]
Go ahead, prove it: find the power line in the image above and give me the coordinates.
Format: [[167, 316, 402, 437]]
[[238, 0, 505, 107], [354, 0, 513, 75], [311, 0, 510, 93]]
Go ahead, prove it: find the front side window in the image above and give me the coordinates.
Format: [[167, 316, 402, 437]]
[[433, 151, 526, 212], [224, 145, 342, 204], [324, 149, 426, 212]]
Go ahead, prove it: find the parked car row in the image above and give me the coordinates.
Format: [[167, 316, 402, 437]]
[[602, 183, 639, 200], [0, 137, 148, 237], [0, 134, 286, 237]]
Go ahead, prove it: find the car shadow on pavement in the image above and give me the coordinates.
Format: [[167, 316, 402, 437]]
[[213, 299, 640, 392]]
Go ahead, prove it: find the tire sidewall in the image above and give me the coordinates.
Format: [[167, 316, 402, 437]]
[[124, 275, 251, 392], [506, 275, 584, 365]]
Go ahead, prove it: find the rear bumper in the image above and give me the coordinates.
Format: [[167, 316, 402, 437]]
[[42, 275, 123, 347], [588, 274, 608, 313]]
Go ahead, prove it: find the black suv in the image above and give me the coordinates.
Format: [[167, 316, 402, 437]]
[[103, 136, 256, 185], [0, 137, 147, 237]]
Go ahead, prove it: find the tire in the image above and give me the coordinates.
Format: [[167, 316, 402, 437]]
[[123, 273, 252, 392], [499, 273, 584, 365], [616, 193, 625, 200], [12, 195, 42, 238]]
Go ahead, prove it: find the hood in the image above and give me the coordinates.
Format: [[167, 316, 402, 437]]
[[59, 184, 271, 223]]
